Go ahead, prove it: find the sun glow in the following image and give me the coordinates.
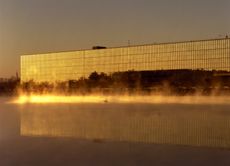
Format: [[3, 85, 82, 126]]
[[14, 95, 108, 104], [12, 95, 230, 105]]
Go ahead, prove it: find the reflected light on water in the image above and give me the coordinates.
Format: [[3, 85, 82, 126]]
[[12, 95, 230, 104], [13, 95, 106, 104], [10, 94, 230, 148]]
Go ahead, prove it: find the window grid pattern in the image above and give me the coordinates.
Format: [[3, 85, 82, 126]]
[[21, 38, 230, 82]]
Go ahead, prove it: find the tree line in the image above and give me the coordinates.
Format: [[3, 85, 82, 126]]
[[1, 70, 230, 96]]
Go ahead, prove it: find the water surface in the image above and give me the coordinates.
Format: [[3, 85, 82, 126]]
[[1, 97, 230, 166]]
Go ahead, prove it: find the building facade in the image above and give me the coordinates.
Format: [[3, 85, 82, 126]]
[[21, 38, 230, 82]]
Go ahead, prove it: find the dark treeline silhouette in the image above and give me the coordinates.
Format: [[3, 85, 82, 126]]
[[0, 77, 20, 96], [1, 70, 230, 96], [18, 69, 230, 96]]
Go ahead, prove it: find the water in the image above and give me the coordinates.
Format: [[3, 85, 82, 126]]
[[1, 96, 230, 165]]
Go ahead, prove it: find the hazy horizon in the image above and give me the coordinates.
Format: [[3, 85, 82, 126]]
[[0, 0, 230, 77]]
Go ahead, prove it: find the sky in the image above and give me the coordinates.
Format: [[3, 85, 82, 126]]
[[0, 0, 229, 77]]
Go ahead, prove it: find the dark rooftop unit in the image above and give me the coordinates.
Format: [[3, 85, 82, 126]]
[[92, 46, 107, 50]]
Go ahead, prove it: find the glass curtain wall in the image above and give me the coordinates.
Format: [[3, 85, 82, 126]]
[[21, 38, 230, 82]]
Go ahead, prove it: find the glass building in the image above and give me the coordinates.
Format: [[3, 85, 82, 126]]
[[21, 38, 230, 82]]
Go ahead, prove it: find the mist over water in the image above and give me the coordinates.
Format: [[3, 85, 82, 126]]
[[1, 96, 230, 165], [1, 95, 230, 148], [11, 95, 230, 105]]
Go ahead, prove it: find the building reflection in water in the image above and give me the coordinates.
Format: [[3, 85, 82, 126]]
[[20, 103, 230, 148]]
